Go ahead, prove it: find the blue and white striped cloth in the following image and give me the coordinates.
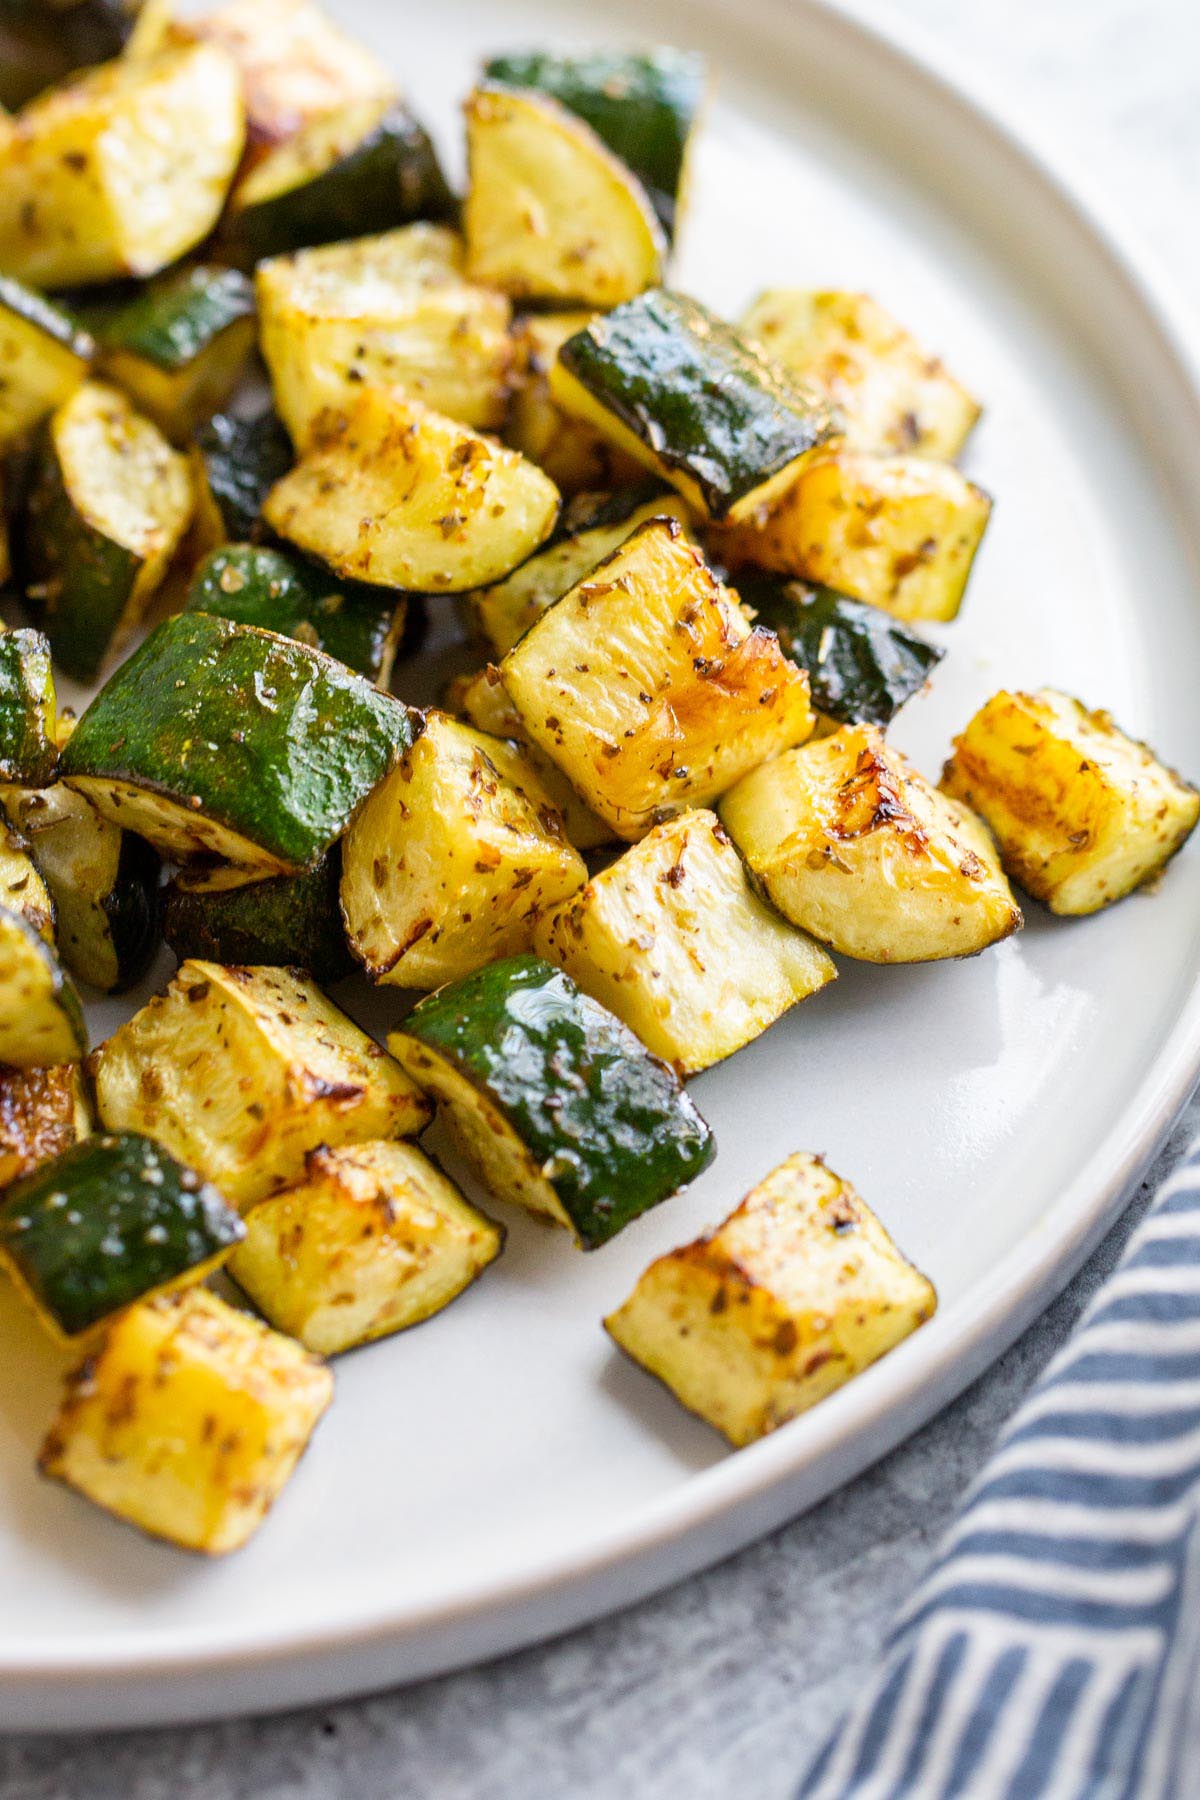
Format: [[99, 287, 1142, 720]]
[[799, 1135, 1200, 1800]]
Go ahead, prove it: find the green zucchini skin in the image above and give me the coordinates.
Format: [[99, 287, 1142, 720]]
[[163, 853, 354, 984], [86, 266, 256, 372], [185, 543, 404, 684], [227, 105, 456, 264], [0, 0, 140, 109], [0, 1131, 244, 1339], [196, 407, 294, 542], [736, 577, 945, 728], [0, 630, 57, 786], [95, 831, 162, 993], [557, 291, 834, 519], [60, 613, 417, 872], [0, 277, 95, 364], [483, 49, 706, 239], [398, 955, 714, 1249]]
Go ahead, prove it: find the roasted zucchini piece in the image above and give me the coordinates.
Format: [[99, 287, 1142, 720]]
[[483, 48, 707, 241], [0, 822, 55, 941], [15, 381, 194, 682], [740, 290, 980, 460], [720, 722, 1021, 963], [0, 0, 149, 110], [224, 95, 454, 263], [389, 956, 714, 1250], [735, 577, 943, 730], [550, 292, 836, 522], [231, 1140, 503, 1355], [0, 1130, 244, 1341], [463, 85, 665, 306], [500, 518, 814, 841], [0, 276, 94, 448], [186, 543, 405, 686], [194, 404, 293, 543], [446, 666, 613, 851], [716, 450, 992, 622], [0, 45, 246, 288], [263, 389, 560, 594], [941, 689, 1200, 915], [92, 960, 430, 1209], [534, 809, 836, 1077], [0, 905, 86, 1068], [39, 1287, 333, 1554], [257, 224, 514, 444], [2, 780, 161, 993], [163, 854, 353, 985], [467, 483, 687, 657], [341, 710, 586, 989], [60, 612, 415, 876], [168, 0, 396, 167], [605, 1152, 936, 1446], [0, 1061, 90, 1188], [504, 313, 646, 496], [0, 629, 57, 785], [89, 265, 257, 444]]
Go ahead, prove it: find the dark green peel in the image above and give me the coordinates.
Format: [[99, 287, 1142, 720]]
[[0, 631, 58, 786], [87, 265, 255, 371], [196, 407, 294, 542], [164, 853, 353, 984]]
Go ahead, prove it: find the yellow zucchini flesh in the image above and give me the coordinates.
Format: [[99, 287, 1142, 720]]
[[263, 388, 560, 593], [941, 688, 1200, 915], [504, 312, 647, 495], [0, 276, 94, 449], [720, 722, 1022, 963], [0, 1062, 91, 1189], [463, 85, 665, 307], [0, 45, 246, 288], [606, 1152, 936, 1447], [499, 517, 814, 840]]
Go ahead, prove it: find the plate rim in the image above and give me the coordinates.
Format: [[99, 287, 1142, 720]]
[[5, 0, 1200, 1724]]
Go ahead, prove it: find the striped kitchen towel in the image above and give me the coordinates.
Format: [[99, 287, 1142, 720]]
[[799, 1134, 1200, 1800]]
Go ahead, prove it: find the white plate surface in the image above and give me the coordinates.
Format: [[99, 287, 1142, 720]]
[[3, 0, 1200, 1731]]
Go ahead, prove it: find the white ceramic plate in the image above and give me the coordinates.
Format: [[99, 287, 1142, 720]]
[[3, 0, 1200, 1732]]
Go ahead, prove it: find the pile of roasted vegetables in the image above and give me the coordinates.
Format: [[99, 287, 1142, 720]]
[[0, 0, 1194, 1554]]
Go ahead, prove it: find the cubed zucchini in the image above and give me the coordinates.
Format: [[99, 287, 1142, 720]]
[[940, 688, 1200, 915], [223, 95, 454, 263], [389, 955, 714, 1249], [92, 959, 430, 1209], [500, 517, 814, 841], [740, 290, 980, 459], [463, 85, 665, 306], [0, 905, 86, 1068], [0, 1062, 91, 1189], [504, 313, 646, 496], [483, 48, 707, 241], [466, 482, 687, 658], [163, 854, 353, 985], [0, 629, 58, 785], [734, 577, 944, 730], [0, 0, 149, 110], [263, 388, 560, 594], [605, 1152, 936, 1446], [1, 780, 162, 994], [341, 710, 586, 989], [0, 45, 246, 288], [186, 543, 406, 686], [231, 1140, 503, 1354], [0, 1130, 244, 1341], [0, 275, 94, 448], [14, 381, 194, 682], [257, 224, 514, 444], [194, 403, 294, 543], [550, 291, 836, 521], [88, 264, 257, 444], [720, 722, 1022, 962], [445, 666, 614, 851], [60, 612, 415, 876], [0, 822, 55, 941], [716, 450, 992, 622], [535, 809, 836, 1076], [39, 1287, 333, 1553], [169, 0, 396, 168]]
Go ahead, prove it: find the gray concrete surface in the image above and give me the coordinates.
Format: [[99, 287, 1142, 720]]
[[2, 1, 1197, 1792]]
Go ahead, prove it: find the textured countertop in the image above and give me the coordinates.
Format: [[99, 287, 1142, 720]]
[[4, 1, 1199, 1793]]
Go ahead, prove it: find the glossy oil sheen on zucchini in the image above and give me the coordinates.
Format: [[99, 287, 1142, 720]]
[[0, 630, 58, 786], [195, 406, 294, 542]]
